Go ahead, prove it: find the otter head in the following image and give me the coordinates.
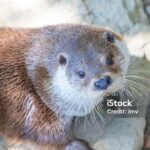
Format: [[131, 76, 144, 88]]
[[50, 29, 130, 116], [27, 26, 129, 117]]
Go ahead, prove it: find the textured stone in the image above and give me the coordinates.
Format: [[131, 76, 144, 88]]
[[145, 6, 150, 16], [0, 0, 148, 33], [126, 24, 150, 60], [123, 0, 148, 23], [143, 0, 150, 16], [93, 118, 146, 150]]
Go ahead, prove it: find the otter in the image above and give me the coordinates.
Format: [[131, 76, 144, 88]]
[[0, 24, 129, 150]]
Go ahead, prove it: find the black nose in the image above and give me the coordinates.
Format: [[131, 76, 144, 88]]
[[94, 76, 111, 90]]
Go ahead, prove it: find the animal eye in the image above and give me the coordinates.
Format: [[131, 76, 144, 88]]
[[77, 71, 86, 78], [106, 58, 114, 65], [106, 32, 115, 43]]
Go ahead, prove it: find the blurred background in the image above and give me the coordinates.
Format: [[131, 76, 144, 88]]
[[0, 0, 150, 150], [0, 0, 149, 32]]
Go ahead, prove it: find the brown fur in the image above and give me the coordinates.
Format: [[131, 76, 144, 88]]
[[0, 28, 71, 149], [0, 24, 123, 150]]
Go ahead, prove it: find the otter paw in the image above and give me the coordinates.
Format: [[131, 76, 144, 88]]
[[65, 140, 94, 150]]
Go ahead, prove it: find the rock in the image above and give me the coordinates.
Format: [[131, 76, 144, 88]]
[[0, 137, 7, 150], [123, 0, 148, 24], [125, 24, 150, 60], [0, 0, 148, 34], [93, 118, 146, 150], [0, 0, 85, 27], [145, 6, 150, 16], [143, 0, 150, 17], [80, 0, 134, 33]]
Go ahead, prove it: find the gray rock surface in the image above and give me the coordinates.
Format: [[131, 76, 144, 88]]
[[0, 0, 148, 33], [143, 0, 150, 19], [126, 25, 150, 60]]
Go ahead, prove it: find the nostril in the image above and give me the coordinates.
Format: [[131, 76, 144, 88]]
[[94, 76, 111, 90], [105, 76, 112, 85]]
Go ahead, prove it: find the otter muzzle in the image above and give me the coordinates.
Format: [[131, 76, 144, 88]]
[[94, 76, 111, 90]]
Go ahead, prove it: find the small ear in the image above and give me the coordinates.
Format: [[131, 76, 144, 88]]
[[57, 53, 68, 66], [103, 31, 115, 43]]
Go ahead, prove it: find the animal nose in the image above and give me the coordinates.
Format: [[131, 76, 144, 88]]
[[94, 76, 111, 90]]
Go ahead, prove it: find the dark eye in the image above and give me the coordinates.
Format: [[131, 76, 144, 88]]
[[106, 32, 115, 43], [77, 71, 86, 78], [106, 58, 114, 65]]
